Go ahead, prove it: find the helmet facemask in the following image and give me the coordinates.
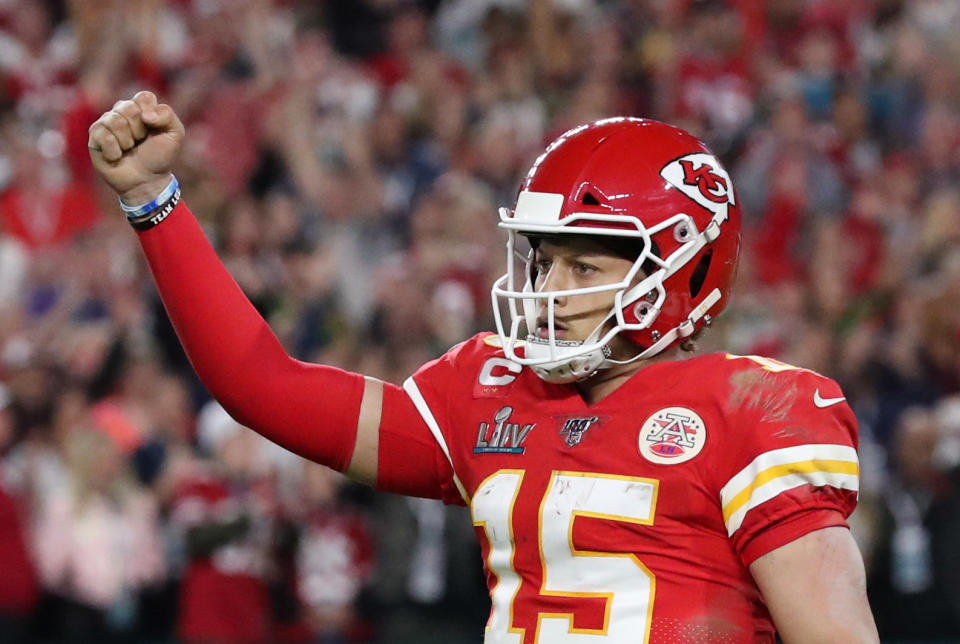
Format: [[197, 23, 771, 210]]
[[491, 202, 712, 384]]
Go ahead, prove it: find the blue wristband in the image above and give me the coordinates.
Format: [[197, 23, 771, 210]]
[[128, 187, 181, 231], [119, 175, 179, 219]]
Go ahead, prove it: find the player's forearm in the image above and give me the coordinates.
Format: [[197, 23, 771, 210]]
[[137, 201, 363, 470], [138, 201, 282, 411]]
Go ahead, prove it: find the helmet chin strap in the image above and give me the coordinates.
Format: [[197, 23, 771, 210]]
[[522, 336, 609, 383], [526, 336, 652, 385], [600, 286, 723, 367], [525, 287, 723, 383]]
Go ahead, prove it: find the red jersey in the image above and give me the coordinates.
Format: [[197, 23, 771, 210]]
[[171, 475, 272, 644], [402, 333, 859, 643]]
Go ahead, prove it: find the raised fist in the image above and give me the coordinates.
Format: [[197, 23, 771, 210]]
[[88, 91, 185, 205]]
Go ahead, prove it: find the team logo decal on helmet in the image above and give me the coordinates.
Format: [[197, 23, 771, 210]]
[[638, 407, 707, 465], [662, 154, 735, 213]]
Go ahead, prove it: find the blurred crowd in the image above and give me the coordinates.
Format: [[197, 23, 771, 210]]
[[0, 0, 958, 642]]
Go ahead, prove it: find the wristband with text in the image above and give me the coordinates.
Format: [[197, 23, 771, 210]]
[[128, 187, 182, 231], [119, 174, 179, 219]]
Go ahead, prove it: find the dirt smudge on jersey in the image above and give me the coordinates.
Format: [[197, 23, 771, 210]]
[[728, 368, 797, 423], [771, 424, 818, 442]]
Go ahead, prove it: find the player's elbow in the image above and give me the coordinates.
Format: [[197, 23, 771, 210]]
[[196, 363, 282, 431]]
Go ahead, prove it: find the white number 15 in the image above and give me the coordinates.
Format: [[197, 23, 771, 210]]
[[472, 470, 659, 643]]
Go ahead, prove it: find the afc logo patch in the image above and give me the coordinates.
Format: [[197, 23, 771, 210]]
[[638, 407, 707, 464]]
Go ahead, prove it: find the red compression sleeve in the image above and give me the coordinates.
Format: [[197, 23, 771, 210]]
[[137, 202, 363, 471]]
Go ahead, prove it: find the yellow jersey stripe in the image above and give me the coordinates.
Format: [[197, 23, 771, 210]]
[[719, 444, 859, 536], [720, 444, 858, 507], [721, 459, 860, 523]]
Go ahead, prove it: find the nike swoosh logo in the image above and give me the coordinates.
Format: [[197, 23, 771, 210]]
[[813, 389, 846, 408]]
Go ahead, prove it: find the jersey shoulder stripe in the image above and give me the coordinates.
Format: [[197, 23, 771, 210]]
[[719, 443, 859, 536]]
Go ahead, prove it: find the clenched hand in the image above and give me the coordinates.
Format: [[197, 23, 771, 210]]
[[88, 91, 185, 205]]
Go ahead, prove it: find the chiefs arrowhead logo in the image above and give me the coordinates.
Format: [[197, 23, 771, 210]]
[[660, 153, 735, 217], [679, 159, 730, 204]]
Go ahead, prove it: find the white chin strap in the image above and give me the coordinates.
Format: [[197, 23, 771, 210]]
[[522, 336, 608, 384]]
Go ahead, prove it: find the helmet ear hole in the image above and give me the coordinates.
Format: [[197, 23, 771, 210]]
[[689, 250, 713, 298], [581, 192, 601, 206], [633, 302, 652, 320]]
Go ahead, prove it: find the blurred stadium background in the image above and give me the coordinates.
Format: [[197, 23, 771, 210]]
[[0, 0, 959, 642]]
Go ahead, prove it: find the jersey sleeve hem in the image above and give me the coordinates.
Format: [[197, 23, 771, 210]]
[[739, 508, 849, 567], [402, 376, 470, 504]]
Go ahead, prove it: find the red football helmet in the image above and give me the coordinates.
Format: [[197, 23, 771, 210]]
[[491, 117, 741, 383]]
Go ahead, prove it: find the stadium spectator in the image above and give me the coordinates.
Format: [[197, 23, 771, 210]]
[[0, 383, 38, 644], [32, 425, 164, 643], [171, 402, 279, 644], [865, 407, 960, 639]]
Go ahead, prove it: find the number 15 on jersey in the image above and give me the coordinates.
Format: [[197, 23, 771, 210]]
[[472, 470, 660, 643]]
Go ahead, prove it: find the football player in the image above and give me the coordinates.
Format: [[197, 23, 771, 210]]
[[89, 91, 879, 643]]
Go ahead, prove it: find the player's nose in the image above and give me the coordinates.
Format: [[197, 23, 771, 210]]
[[537, 266, 570, 307]]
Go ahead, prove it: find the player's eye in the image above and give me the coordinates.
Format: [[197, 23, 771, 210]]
[[574, 262, 597, 276], [534, 258, 552, 273]]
